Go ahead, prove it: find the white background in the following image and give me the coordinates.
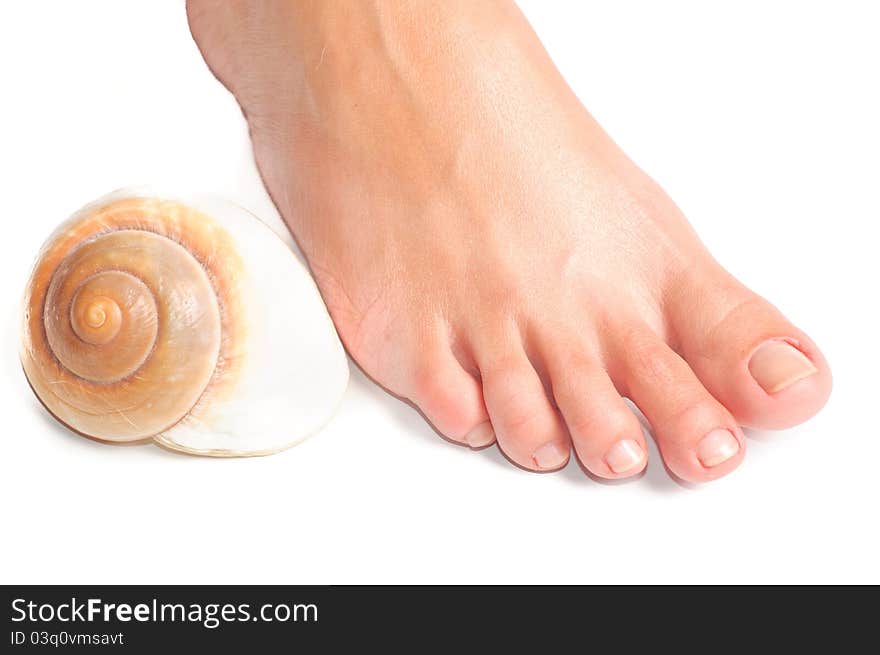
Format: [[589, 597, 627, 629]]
[[1, 1, 877, 584]]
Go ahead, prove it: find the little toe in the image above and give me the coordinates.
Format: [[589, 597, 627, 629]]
[[610, 326, 745, 483], [407, 348, 493, 449], [668, 275, 832, 429]]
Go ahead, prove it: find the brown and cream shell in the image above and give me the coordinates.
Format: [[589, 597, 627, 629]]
[[21, 189, 348, 456]]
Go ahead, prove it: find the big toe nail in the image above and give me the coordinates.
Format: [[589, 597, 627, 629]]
[[748, 340, 818, 394]]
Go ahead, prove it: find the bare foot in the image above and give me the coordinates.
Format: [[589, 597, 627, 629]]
[[187, 0, 831, 481]]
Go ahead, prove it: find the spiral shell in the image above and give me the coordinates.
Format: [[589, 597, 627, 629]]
[[21, 189, 349, 456]]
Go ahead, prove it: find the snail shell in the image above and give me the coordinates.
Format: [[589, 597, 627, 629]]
[[21, 189, 349, 456]]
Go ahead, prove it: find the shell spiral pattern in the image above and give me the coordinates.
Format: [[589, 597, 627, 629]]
[[22, 196, 246, 442], [22, 190, 349, 456]]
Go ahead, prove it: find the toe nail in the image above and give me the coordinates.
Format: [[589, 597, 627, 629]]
[[697, 429, 740, 468], [604, 439, 646, 474], [532, 442, 568, 470], [749, 340, 818, 393], [464, 422, 495, 448]]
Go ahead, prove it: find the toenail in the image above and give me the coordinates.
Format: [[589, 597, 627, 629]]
[[532, 442, 568, 470], [464, 422, 495, 448], [748, 340, 818, 394], [604, 439, 646, 474], [697, 429, 740, 468]]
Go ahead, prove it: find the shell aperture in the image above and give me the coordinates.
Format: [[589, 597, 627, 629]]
[[21, 190, 349, 456]]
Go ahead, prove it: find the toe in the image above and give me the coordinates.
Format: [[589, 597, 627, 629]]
[[610, 326, 746, 483], [479, 349, 570, 472], [547, 351, 647, 479], [668, 275, 832, 429], [407, 348, 493, 448]]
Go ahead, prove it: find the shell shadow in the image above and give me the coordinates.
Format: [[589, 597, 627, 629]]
[[27, 397, 179, 461]]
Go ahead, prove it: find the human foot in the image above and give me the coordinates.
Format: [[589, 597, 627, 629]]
[[187, 0, 831, 482]]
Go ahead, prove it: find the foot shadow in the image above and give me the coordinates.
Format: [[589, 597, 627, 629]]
[[362, 362, 689, 492], [628, 402, 697, 492], [742, 426, 777, 443]]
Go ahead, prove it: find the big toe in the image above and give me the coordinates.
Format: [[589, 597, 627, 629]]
[[669, 272, 832, 429]]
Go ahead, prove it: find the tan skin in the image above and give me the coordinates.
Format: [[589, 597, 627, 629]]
[[187, 0, 831, 482]]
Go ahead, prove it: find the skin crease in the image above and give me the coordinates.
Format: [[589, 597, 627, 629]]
[[187, 0, 832, 482]]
